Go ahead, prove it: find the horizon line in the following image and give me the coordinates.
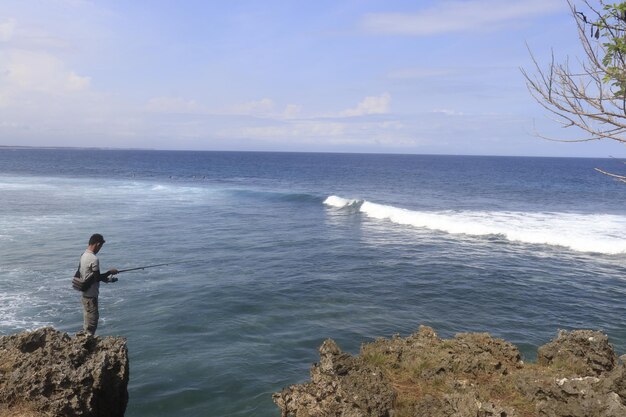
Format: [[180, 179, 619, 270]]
[[0, 144, 619, 160]]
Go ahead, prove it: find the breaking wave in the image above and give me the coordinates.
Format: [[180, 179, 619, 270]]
[[324, 195, 626, 255]]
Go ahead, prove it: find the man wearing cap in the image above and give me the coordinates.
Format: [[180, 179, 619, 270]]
[[78, 233, 119, 335]]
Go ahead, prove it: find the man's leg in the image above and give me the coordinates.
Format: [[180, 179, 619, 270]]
[[81, 296, 99, 335]]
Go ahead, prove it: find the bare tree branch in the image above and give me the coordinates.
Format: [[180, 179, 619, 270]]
[[595, 168, 626, 182], [523, 1, 626, 181]]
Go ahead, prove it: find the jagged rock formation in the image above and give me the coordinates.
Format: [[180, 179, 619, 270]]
[[0, 327, 129, 417], [537, 329, 616, 375], [274, 326, 626, 417], [273, 339, 395, 417]]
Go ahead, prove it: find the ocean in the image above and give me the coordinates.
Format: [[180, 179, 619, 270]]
[[1, 148, 625, 416]]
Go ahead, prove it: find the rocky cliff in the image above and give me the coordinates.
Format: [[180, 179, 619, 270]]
[[0, 328, 129, 417], [274, 326, 626, 417]]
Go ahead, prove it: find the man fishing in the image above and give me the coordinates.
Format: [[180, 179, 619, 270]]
[[76, 233, 119, 335]]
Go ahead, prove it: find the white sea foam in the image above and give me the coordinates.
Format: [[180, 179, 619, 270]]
[[0, 292, 48, 330], [1, 175, 213, 206], [0, 266, 77, 331], [0, 182, 53, 191], [323, 195, 363, 208], [326, 195, 626, 255]]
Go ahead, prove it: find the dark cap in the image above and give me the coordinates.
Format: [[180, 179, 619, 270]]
[[89, 233, 106, 245]]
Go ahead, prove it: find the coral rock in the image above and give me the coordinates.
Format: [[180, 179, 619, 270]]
[[0, 327, 128, 417]]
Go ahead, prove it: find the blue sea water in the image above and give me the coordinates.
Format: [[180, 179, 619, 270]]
[[0, 148, 625, 416]]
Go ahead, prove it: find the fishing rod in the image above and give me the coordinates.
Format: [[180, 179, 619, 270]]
[[115, 259, 201, 273]]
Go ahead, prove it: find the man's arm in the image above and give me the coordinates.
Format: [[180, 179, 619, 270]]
[[96, 268, 119, 283]]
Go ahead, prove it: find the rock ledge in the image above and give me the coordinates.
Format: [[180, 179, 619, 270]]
[[0, 327, 129, 417], [274, 326, 626, 417]]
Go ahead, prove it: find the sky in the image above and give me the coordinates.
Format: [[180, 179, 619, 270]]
[[0, 0, 624, 157]]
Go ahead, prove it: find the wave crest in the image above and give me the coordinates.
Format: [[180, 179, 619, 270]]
[[326, 195, 626, 255], [323, 195, 364, 208]]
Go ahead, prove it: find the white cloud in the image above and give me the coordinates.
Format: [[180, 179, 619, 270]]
[[340, 93, 391, 117], [361, 0, 564, 36], [228, 99, 305, 120], [66, 71, 91, 91], [143, 96, 305, 121], [0, 19, 17, 42], [146, 96, 207, 114], [230, 121, 346, 141], [0, 17, 73, 50], [0, 19, 125, 143], [232, 98, 275, 116], [0, 19, 86, 95], [217, 117, 415, 148], [1, 49, 90, 94], [282, 103, 302, 119], [433, 108, 465, 116]]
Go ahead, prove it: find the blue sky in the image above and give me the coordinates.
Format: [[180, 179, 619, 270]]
[[0, 0, 623, 156]]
